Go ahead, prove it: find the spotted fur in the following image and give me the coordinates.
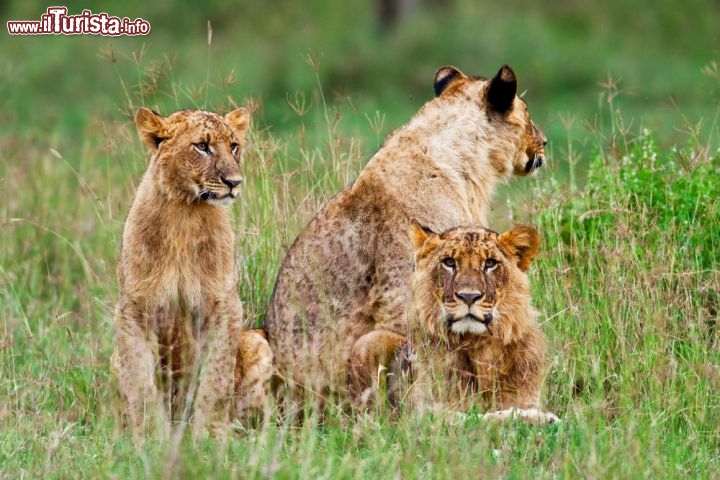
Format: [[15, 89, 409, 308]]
[[264, 65, 548, 410], [113, 107, 252, 447], [393, 224, 554, 420]]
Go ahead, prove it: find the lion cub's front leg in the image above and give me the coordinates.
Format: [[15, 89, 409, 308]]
[[233, 328, 274, 423], [482, 332, 559, 424], [348, 329, 407, 409], [191, 296, 242, 442], [114, 300, 169, 447], [387, 340, 560, 425]]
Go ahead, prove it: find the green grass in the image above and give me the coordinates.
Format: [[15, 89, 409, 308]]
[[2, 0, 720, 477]]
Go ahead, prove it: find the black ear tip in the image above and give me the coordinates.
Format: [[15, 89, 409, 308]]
[[487, 64, 518, 112], [420, 224, 436, 235], [499, 65, 516, 81], [412, 220, 437, 235], [433, 65, 463, 96], [434, 65, 453, 75]]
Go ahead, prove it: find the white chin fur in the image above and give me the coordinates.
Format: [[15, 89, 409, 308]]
[[207, 196, 234, 206], [450, 319, 487, 335]]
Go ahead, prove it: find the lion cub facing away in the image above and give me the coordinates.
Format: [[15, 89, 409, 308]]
[[389, 224, 558, 424], [114, 107, 251, 446], [265, 64, 547, 409]]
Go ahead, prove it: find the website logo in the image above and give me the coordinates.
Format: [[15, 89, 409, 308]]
[[7, 7, 151, 36]]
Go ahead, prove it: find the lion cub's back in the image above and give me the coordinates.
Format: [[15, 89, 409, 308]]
[[265, 187, 379, 362]]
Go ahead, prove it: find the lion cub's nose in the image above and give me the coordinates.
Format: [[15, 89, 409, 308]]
[[456, 290, 482, 306], [221, 175, 243, 189]]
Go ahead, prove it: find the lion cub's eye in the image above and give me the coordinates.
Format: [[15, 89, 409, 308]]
[[484, 258, 498, 270], [441, 258, 456, 269], [230, 142, 239, 156], [194, 142, 211, 154]]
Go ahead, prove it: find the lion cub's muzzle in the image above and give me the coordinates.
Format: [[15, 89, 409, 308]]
[[199, 173, 243, 205], [446, 289, 496, 335], [525, 152, 544, 173], [524, 120, 547, 174], [220, 174, 243, 200]]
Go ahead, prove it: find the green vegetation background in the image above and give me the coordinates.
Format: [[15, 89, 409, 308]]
[[1, 0, 719, 478]]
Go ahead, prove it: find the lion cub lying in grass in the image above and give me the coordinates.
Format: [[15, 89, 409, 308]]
[[113, 106, 252, 446], [389, 224, 558, 424]]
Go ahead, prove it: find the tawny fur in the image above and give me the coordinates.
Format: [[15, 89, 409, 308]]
[[234, 328, 274, 423], [393, 224, 553, 420], [113, 107, 251, 447], [264, 65, 548, 409]]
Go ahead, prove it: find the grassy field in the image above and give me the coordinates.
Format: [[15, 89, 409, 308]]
[[2, 1, 720, 478]]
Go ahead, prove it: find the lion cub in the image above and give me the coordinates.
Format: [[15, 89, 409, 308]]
[[391, 224, 558, 424], [265, 65, 547, 409], [114, 107, 250, 446]]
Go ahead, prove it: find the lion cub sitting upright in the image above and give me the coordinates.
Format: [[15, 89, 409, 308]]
[[393, 224, 558, 424], [265, 64, 547, 410], [114, 107, 250, 446]]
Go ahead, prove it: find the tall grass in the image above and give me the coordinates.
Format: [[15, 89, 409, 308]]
[[2, 4, 720, 477]]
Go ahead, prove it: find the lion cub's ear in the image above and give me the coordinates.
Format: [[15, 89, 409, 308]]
[[225, 108, 251, 144], [498, 225, 540, 272], [486, 64, 517, 113], [410, 222, 440, 262], [433, 66, 467, 97], [135, 107, 169, 151]]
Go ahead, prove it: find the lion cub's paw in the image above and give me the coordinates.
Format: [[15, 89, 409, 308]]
[[483, 408, 560, 425]]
